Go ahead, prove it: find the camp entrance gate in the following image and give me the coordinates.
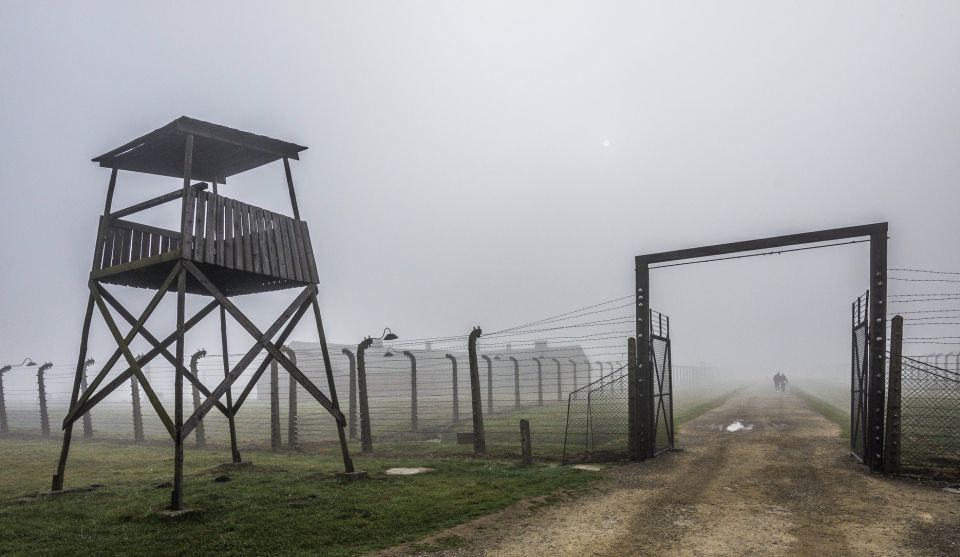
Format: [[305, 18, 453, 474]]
[[632, 223, 888, 471]]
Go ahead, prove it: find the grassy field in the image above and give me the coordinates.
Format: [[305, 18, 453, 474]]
[[0, 438, 600, 556]]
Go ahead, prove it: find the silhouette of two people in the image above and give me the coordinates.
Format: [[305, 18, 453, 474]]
[[773, 372, 789, 392]]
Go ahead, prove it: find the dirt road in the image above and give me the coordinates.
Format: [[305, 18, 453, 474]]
[[396, 388, 960, 556]]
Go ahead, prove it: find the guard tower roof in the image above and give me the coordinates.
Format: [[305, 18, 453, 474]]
[[92, 116, 307, 182]]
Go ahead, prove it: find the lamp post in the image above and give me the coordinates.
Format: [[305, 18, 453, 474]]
[[480, 355, 493, 414], [0, 358, 37, 434]]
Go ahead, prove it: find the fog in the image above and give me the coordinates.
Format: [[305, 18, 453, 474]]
[[2, 1, 959, 389]]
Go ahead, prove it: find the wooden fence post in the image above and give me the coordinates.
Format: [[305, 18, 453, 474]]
[[270, 359, 281, 450], [37, 363, 52, 436], [468, 327, 485, 457], [357, 338, 374, 453], [81, 358, 94, 439], [130, 375, 144, 442], [282, 346, 298, 450], [884, 315, 903, 473], [520, 419, 532, 465], [342, 348, 358, 441], [190, 349, 206, 448], [446, 354, 459, 422]]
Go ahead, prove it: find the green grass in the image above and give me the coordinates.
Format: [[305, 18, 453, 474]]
[[794, 386, 851, 438], [0, 438, 599, 556]]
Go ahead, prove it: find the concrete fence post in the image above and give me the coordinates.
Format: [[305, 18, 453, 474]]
[[341, 348, 358, 441], [552, 358, 562, 401], [468, 327, 485, 456], [0, 366, 7, 434], [534, 357, 543, 406], [446, 354, 459, 422], [37, 363, 52, 436], [569, 360, 577, 391], [282, 346, 298, 450], [190, 349, 207, 448], [509, 357, 520, 409], [270, 359, 281, 450], [402, 351, 417, 432], [81, 358, 94, 439], [481, 355, 493, 414], [130, 375, 144, 442], [357, 338, 374, 453]]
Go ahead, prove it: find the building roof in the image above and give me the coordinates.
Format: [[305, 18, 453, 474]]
[[92, 116, 307, 182]]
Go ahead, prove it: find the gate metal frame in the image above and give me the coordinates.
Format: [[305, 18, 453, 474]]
[[634, 222, 888, 471], [850, 291, 870, 462]]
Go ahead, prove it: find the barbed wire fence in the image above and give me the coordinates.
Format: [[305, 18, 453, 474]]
[[0, 295, 720, 462], [884, 267, 960, 472]]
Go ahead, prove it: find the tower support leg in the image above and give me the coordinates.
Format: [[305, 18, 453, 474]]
[[310, 294, 355, 473], [172, 268, 186, 510], [52, 292, 96, 491]]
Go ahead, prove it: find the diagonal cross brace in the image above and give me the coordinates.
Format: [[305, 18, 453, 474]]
[[72, 264, 179, 418], [90, 282, 175, 438], [180, 278, 319, 438], [98, 287, 231, 418], [233, 297, 312, 411], [182, 261, 346, 433], [62, 300, 218, 428]]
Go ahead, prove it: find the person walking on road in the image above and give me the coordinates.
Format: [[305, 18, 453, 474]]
[[780, 373, 789, 392], [773, 373, 781, 391]]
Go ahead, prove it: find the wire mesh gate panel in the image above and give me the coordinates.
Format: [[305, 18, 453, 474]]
[[562, 364, 628, 463], [898, 356, 960, 470], [562, 310, 673, 463], [650, 310, 674, 455], [851, 292, 870, 463]]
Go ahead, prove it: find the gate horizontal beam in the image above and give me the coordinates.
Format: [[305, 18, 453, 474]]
[[639, 222, 886, 264]]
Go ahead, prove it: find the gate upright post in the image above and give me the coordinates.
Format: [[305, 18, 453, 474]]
[[635, 257, 652, 460], [867, 226, 888, 471], [884, 315, 903, 473], [627, 337, 639, 460], [37, 363, 52, 436], [468, 327, 486, 456]]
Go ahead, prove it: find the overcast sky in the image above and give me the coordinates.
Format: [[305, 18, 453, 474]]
[[2, 1, 959, 382]]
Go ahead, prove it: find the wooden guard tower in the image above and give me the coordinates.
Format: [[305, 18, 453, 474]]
[[52, 117, 354, 510]]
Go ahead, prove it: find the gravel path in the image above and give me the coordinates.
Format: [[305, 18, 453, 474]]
[[381, 387, 960, 556]]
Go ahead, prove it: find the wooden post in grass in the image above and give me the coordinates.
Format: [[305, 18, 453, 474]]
[[37, 363, 52, 436], [468, 327, 485, 456], [282, 346, 298, 450], [270, 359, 281, 450], [130, 374, 143, 442], [884, 315, 903, 473], [520, 419, 532, 465]]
